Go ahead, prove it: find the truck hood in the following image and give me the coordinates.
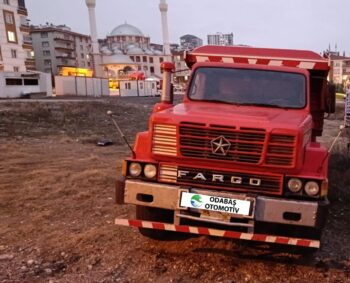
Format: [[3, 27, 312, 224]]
[[152, 102, 311, 131]]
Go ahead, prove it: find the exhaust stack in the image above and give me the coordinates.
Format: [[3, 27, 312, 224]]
[[153, 62, 175, 113], [160, 62, 175, 104]]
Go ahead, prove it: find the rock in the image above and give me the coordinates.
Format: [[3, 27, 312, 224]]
[[21, 266, 27, 271], [87, 264, 93, 271], [27, 259, 35, 266], [44, 268, 52, 275], [0, 254, 14, 261]]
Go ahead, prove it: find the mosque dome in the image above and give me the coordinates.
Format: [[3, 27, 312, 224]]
[[102, 54, 135, 65], [126, 44, 144, 55], [110, 23, 144, 37]]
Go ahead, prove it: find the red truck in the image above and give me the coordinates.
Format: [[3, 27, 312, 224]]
[[115, 45, 335, 249]]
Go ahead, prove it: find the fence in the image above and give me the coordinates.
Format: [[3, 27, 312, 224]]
[[119, 80, 159, 97], [55, 76, 109, 96]]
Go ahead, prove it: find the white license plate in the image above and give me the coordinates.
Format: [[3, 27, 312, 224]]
[[180, 192, 252, 216]]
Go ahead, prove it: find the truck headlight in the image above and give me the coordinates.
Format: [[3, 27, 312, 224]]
[[144, 164, 157, 179], [129, 162, 142, 177], [287, 178, 302, 193], [304, 181, 319, 196]]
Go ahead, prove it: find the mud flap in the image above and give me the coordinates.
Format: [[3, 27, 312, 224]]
[[115, 177, 125, 204]]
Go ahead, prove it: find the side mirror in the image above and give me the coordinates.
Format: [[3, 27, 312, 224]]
[[325, 83, 336, 114]]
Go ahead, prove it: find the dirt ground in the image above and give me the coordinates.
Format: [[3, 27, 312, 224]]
[[0, 96, 350, 283]]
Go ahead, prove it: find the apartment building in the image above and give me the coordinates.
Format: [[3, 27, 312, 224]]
[[180, 34, 203, 50], [329, 53, 350, 85], [30, 24, 92, 75], [207, 32, 234, 46], [0, 0, 34, 71]]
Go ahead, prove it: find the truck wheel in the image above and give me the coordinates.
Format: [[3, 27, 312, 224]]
[[136, 206, 178, 240]]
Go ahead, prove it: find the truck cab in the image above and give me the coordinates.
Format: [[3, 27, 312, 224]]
[[115, 46, 335, 249]]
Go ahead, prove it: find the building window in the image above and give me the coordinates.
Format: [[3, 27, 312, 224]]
[[4, 11, 14, 24], [6, 78, 22, 85], [13, 66, 19, 72], [159, 57, 164, 63], [18, 0, 26, 8], [11, 49, 17, 58], [24, 79, 39, 86], [149, 57, 154, 63], [44, 59, 51, 66], [4, 0, 10, 5], [137, 66, 141, 71], [42, 41, 49, 47], [150, 66, 155, 73], [3, 10, 17, 43], [81, 61, 85, 67], [143, 66, 148, 71], [7, 31, 16, 42], [135, 56, 140, 63], [80, 45, 83, 50], [142, 56, 147, 63], [43, 50, 50, 56], [41, 32, 48, 38], [81, 53, 84, 59], [130, 56, 134, 62], [87, 62, 91, 67]]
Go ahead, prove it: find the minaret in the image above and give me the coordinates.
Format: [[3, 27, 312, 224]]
[[85, 0, 103, 77], [159, 0, 171, 59]]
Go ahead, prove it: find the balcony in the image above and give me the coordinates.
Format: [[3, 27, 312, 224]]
[[54, 37, 74, 43], [20, 24, 30, 33], [56, 57, 76, 68], [17, 7, 28, 16], [25, 59, 36, 70], [55, 45, 74, 52], [22, 42, 33, 50], [56, 55, 76, 60]]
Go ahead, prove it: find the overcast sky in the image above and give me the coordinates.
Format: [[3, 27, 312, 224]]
[[26, 0, 350, 55]]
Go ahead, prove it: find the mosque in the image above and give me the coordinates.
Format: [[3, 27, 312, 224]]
[[99, 22, 166, 81], [84, 0, 187, 88]]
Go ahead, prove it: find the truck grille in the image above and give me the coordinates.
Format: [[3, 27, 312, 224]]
[[266, 134, 296, 166], [179, 122, 296, 168], [179, 122, 266, 164], [159, 164, 283, 195], [152, 124, 177, 156]]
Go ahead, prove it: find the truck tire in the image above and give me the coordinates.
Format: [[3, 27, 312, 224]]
[[136, 206, 177, 240]]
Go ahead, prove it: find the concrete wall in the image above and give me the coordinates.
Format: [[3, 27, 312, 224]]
[[119, 80, 158, 97], [0, 71, 52, 98], [55, 76, 109, 96]]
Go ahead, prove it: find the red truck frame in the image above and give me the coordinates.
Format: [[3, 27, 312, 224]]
[[115, 45, 335, 249]]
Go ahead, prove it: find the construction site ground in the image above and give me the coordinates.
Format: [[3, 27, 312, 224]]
[[0, 96, 349, 283]]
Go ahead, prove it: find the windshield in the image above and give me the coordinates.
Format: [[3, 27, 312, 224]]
[[188, 67, 306, 108]]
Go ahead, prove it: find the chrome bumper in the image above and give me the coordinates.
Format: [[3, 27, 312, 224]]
[[119, 180, 328, 228]]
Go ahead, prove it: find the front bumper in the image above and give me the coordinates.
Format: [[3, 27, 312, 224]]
[[117, 179, 328, 228]]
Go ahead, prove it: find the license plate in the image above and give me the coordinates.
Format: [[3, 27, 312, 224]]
[[180, 192, 252, 216]]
